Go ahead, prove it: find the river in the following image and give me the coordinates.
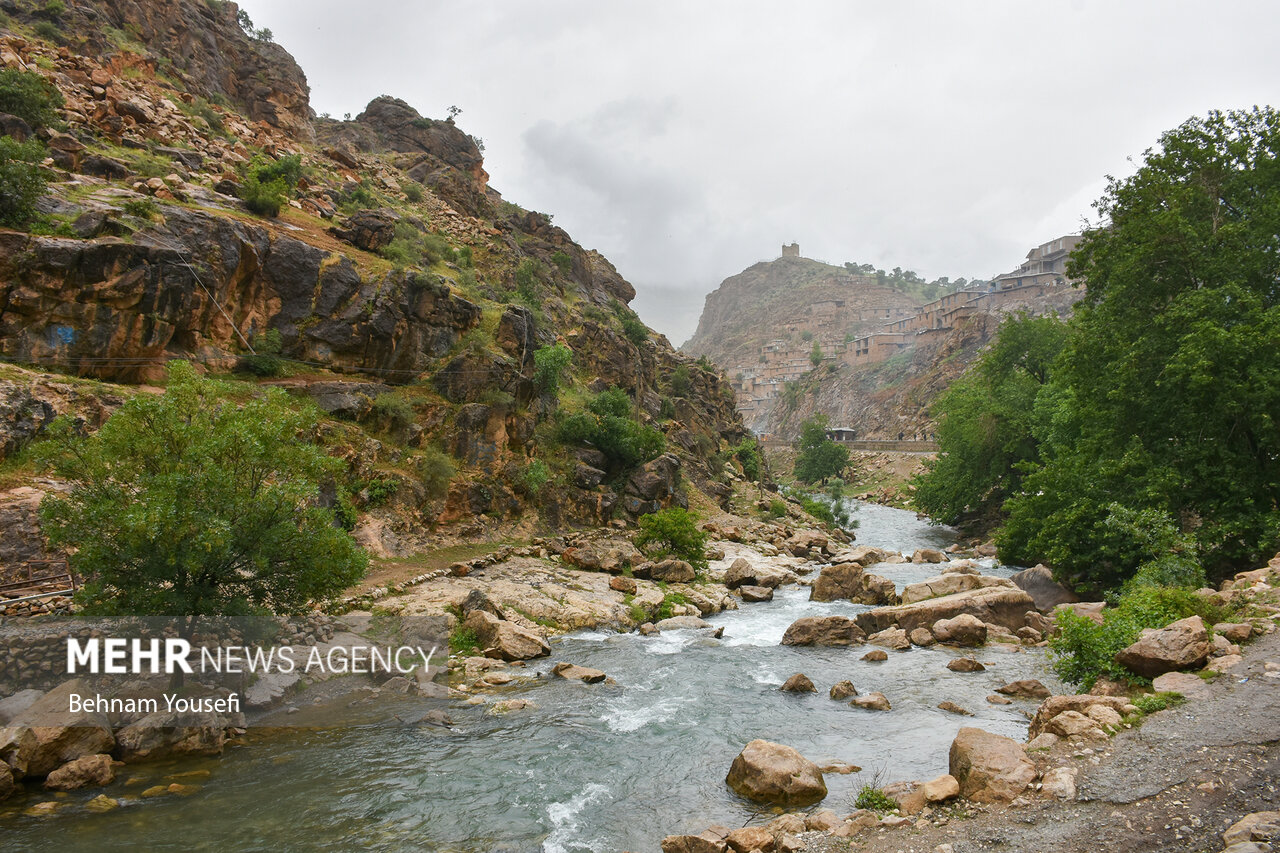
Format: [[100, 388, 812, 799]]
[[3, 501, 1061, 853]]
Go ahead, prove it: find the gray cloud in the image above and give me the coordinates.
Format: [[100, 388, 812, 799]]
[[243, 0, 1280, 343]]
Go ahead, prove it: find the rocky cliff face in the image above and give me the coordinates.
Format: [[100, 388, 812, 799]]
[[6, 0, 313, 141], [682, 256, 918, 366], [0, 4, 748, 548]]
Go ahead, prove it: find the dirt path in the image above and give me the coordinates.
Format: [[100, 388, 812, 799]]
[[836, 630, 1280, 853]]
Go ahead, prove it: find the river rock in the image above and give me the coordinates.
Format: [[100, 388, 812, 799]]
[[781, 616, 865, 646], [922, 773, 960, 801], [805, 808, 842, 831], [464, 610, 550, 661], [830, 680, 858, 700], [562, 538, 643, 572], [0, 764, 14, 801], [1214, 622, 1256, 643], [947, 657, 986, 673], [9, 679, 115, 777], [725, 739, 827, 806], [1151, 671, 1211, 699], [551, 662, 607, 684], [988, 694, 1013, 705], [660, 835, 727, 853], [1028, 695, 1130, 738], [724, 557, 788, 589], [1114, 615, 1210, 678], [933, 613, 988, 647], [0, 690, 44, 726], [114, 710, 233, 762], [654, 615, 711, 630], [830, 545, 889, 566], [1041, 766, 1078, 800], [649, 558, 697, 583], [854, 587, 1034, 636], [0, 725, 37, 777], [901, 573, 1014, 604], [901, 630, 931, 650], [810, 563, 898, 605], [488, 698, 536, 715], [1044, 710, 1107, 740], [1057, 601, 1106, 624], [868, 627, 910, 650], [609, 575, 637, 594], [43, 753, 115, 790], [1010, 564, 1080, 612], [1025, 732, 1060, 750], [785, 530, 829, 558], [83, 794, 119, 812], [1223, 811, 1280, 846], [725, 825, 774, 853], [738, 584, 773, 602], [996, 679, 1050, 699], [912, 548, 947, 563], [862, 649, 888, 661], [938, 701, 972, 715], [851, 692, 891, 711], [780, 673, 816, 693], [948, 727, 1037, 803]]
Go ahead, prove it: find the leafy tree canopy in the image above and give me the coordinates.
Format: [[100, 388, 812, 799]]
[[794, 414, 849, 484], [998, 107, 1280, 590], [39, 361, 368, 639]]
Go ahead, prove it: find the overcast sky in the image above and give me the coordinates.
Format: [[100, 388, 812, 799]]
[[240, 1, 1280, 345]]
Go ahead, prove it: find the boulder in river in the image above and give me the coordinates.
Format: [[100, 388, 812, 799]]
[[723, 557, 790, 589], [948, 727, 1036, 803], [810, 563, 899, 605], [737, 584, 773, 602], [43, 753, 115, 790], [114, 709, 235, 762], [830, 680, 858, 700], [932, 613, 989, 647], [902, 573, 1014, 604], [862, 649, 888, 662], [660, 834, 728, 853], [854, 587, 1034, 636], [7, 679, 115, 777], [725, 739, 827, 806], [996, 679, 1051, 699], [850, 692, 891, 711], [947, 657, 986, 673], [781, 616, 866, 647], [911, 548, 948, 563], [464, 610, 551, 661], [551, 662, 607, 684], [867, 627, 910, 650], [649, 558, 697, 583], [780, 673, 816, 693]]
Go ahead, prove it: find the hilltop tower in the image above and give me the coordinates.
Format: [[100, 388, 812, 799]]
[[781, 242, 800, 258]]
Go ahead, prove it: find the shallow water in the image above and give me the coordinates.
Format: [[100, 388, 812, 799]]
[[2, 502, 1059, 853]]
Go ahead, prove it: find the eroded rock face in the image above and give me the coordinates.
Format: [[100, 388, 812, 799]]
[[810, 563, 899, 605], [562, 539, 643, 573], [725, 739, 827, 806], [948, 727, 1036, 803], [1028, 695, 1130, 740], [781, 616, 866, 647], [8, 679, 115, 777], [1114, 615, 1211, 679], [114, 710, 234, 762], [901, 573, 1013, 605], [43, 753, 115, 790], [1010, 564, 1080, 612]]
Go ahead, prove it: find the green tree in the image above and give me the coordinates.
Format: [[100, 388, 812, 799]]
[[809, 341, 823, 367], [0, 136, 47, 226], [0, 68, 63, 127], [913, 313, 1068, 525], [556, 387, 665, 477], [999, 108, 1280, 589], [38, 362, 368, 644], [635, 507, 707, 574], [533, 343, 573, 394], [794, 414, 849, 484]]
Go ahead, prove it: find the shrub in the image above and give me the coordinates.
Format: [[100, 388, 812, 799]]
[[0, 137, 47, 227], [734, 440, 763, 482], [32, 20, 60, 42], [362, 477, 399, 506], [767, 498, 787, 519], [620, 313, 648, 346], [1132, 691, 1184, 715], [533, 343, 573, 394], [238, 329, 289, 377], [635, 507, 707, 574], [403, 182, 424, 203], [550, 250, 572, 274], [0, 69, 61, 126], [516, 460, 549, 497], [121, 198, 159, 220], [371, 393, 414, 431], [338, 184, 378, 213], [514, 258, 541, 301], [448, 625, 480, 656], [1049, 586, 1226, 689], [456, 246, 473, 268], [39, 0, 66, 19], [669, 365, 692, 397], [417, 446, 455, 500], [855, 786, 898, 812], [241, 155, 301, 218], [555, 387, 665, 477]]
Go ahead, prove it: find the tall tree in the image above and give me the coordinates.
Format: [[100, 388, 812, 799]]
[[999, 107, 1280, 589], [794, 414, 849, 484]]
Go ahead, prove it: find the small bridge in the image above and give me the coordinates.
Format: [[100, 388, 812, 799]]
[[0, 559, 76, 604]]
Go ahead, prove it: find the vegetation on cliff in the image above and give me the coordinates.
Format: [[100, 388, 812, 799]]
[[916, 107, 1280, 592]]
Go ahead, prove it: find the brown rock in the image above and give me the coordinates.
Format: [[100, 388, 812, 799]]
[[1009, 564, 1080, 612], [738, 584, 774, 602], [851, 692, 891, 711], [1028, 695, 1130, 739], [922, 773, 961, 802], [995, 679, 1051, 699], [855, 587, 1033, 636], [912, 548, 948, 563], [933, 614, 988, 647], [781, 616, 865, 647], [725, 557, 788, 589], [1044, 710, 1107, 739], [1213, 622, 1254, 643], [948, 727, 1037, 803], [829, 680, 858, 700], [780, 673, 816, 693], [868, 627, 910, 650], [725, 825, 774, 853], [1057, 601, 1106, 624], [114, 709, 234, 762], [1114, 615, 1210, 678], [43, 754, 115, 791], [464, 610, 550, 661], [609, 575, 637, 595], [862, 649, 888, 662], [563, 538, 643, 572], [725, 739, 827, 806], [810, 562, 897, 605], [938, 701, 972, 715], [0, 763, 14, 801], [909, 627, 936, 646], [1223, 811, 1280, 847], [987, 694, 1012, 705], [649, 558, 696, 583], [9, 680, 115, 777], [551, 662, 607, 684], [901, 573, 1013, 604], [947, 657, 986, 673]]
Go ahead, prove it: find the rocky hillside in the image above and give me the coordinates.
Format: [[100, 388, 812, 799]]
[[682, 255, 920, 368], [0, 0, 750, 562]]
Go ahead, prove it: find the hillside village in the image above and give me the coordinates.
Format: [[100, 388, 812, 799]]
[[725, 236, 1084, 429]]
